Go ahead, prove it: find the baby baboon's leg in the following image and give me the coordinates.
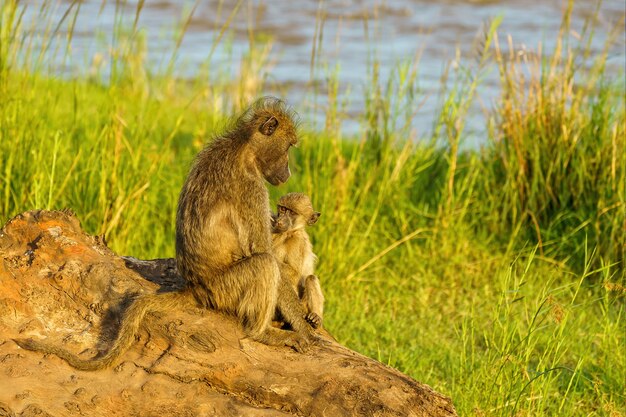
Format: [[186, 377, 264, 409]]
[[299, 275, 325, 328], [205, 253, 311, 351], [276, 275, 319, 338]]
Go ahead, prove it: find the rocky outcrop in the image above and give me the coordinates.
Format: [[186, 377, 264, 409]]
[[0, 210, 457, 417]]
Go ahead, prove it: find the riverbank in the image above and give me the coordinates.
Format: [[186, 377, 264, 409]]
[[1, 1, 624, 415]]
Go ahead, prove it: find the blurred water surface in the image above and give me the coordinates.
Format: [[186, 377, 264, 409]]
[[22, 0, 626, 144]]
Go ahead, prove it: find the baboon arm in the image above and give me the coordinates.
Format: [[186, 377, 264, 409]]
[[197, 210, 255, 269], [277, 261, 301, 288], [301, 275, 324, 319], [275, 273, 315, 336]]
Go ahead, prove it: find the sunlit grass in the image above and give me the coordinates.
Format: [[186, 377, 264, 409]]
[[0, 0, 624, 415]]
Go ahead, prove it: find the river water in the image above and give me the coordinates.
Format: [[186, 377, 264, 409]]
[[21, 0, 626, 145]]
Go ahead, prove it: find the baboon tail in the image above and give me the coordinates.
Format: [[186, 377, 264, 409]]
[[14, 291, 188, 371]]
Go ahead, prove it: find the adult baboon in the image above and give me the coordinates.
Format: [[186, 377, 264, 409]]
[[176, 97, 317, 351], [14, 98, 316, 369], [271, 193, 325, 328]]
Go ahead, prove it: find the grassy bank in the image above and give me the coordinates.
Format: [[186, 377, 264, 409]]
[[1, 1, 624, 415]]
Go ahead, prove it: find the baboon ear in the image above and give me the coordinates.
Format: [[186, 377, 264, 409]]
[[308, 211, 321, 225], [259, 116, 279, 136]]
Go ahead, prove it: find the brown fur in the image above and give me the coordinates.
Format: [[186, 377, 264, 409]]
[[14, 98, 316, 368], [176, 98, 317, 351], [271, 193, 325, 328]]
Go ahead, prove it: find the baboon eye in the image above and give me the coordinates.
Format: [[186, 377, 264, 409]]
[[278, 206, 287, 214], [259, 116, 279, 136]]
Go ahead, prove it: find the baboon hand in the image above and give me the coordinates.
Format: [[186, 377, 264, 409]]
[[305, 312, 322, 329]]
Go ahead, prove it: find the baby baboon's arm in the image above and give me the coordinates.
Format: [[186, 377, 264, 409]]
[[299, 275, 324, 328], [275, 272, 319, 339]]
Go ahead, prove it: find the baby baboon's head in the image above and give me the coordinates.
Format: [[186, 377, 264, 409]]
[[237, 97, 299, 186], [271, 193, 320, 234]]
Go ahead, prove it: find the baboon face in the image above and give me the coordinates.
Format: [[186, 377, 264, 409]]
[[251, 114, 298, 186], [271, 193, 320, 233]]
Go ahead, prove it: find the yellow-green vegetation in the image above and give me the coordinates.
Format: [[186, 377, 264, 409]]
[[1, 1, 624, 415]]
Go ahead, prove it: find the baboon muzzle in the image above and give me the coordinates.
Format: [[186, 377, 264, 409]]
[[269, 166, 291, 186]]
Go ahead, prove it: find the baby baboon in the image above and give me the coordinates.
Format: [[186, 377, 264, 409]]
[[176, 97, 318, 351], [271, 193, 325, 328], [14, 98, 316, 369]]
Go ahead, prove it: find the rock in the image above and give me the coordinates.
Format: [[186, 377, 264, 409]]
[[0, 210, 457, 417]]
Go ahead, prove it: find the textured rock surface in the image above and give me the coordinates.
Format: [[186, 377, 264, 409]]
[[0, 210, 457, 417]]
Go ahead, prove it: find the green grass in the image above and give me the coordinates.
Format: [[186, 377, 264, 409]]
[[1, 1, 624, 415]]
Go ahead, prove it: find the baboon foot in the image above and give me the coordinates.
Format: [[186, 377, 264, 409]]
[[253, 327, 313, 353], [300, 327, 330, 348], [283, 332, 312, 353]]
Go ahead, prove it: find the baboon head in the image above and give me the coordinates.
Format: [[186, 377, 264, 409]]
[[271, 193, 321, 234], [238, 97, 299, 186]]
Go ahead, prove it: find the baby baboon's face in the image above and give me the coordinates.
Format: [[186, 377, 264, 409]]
[[270, 205, 295, 234], [271, 193, 320, 234]]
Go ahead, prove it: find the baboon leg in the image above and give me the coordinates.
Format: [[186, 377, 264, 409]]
[[276, 275, 318, 338], [300, 275, 324, 328], [203, 253, 311, 351]]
